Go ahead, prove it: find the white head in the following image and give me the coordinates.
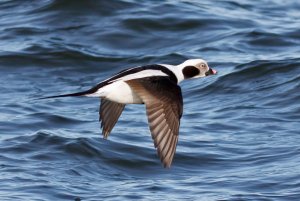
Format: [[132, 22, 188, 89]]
[[179, 59, 217, 79]]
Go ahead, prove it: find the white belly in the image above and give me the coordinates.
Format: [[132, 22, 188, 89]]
[[87, 81, 143, 104]]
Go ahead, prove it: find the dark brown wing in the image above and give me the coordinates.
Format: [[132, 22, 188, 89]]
[[126, 77, 183, 168], [99, 99, 125, 139]]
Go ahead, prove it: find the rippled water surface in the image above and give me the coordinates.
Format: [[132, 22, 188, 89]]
[[1, 0, 300, 200]]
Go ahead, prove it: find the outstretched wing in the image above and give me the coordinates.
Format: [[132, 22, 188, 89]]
[[126, 77, 183, 168], [99, 99, 125, 139]]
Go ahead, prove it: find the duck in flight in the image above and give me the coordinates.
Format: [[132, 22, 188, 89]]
[[41, 59, 217, 168]]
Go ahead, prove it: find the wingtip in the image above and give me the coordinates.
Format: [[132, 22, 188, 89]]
[[157, 149, 173, 168], [163, 163, 171, 168], [162, 156, 173, 168], [102, 130, 109, 139]]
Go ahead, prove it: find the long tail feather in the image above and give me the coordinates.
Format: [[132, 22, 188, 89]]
[[37, 89, 94, 100]]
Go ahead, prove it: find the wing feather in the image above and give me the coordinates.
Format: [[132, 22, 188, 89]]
[[99, 99, 125, 139], [126, 77, 183, 168]]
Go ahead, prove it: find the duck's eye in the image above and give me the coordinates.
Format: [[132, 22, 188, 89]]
[[200, 63, 206, 68]]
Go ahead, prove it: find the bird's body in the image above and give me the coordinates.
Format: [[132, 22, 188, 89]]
[[93, 80, 142, 104], [42, 59, 217, 167], [85, 64, 182, 104]]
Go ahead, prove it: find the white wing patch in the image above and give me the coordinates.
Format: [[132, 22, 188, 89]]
[[109, 70, 167, 83]]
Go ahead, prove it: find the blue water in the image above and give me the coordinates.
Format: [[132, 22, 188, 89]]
[[1, 0, 300, 200]]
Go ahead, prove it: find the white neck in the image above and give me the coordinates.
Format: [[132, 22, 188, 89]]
[[160, 64, 185, 83]]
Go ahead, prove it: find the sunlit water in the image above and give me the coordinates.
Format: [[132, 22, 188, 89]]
[[1, 0, 300, 200]]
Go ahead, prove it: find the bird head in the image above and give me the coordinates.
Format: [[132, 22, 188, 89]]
[[180, 59, 217, 79]]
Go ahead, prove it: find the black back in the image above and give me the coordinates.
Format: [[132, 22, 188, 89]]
[[88, 64, 178, 94]]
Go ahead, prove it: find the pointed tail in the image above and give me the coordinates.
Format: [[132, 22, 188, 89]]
[[37, 88, 96, 100]]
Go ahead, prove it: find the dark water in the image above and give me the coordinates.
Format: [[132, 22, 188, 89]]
[[1, 0, 300, 200]]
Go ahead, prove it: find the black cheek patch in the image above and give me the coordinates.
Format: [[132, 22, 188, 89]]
[[182, 66, 200, 78]]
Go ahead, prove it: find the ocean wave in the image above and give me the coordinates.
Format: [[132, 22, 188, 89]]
[[1, 0, 300, 200], [196, 58, 300, 96]]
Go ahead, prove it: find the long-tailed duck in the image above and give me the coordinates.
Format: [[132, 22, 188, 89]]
[[41, 59, 217, 167]]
